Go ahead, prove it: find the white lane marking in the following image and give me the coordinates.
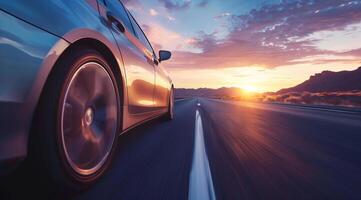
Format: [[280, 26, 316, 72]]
[[197, 103, 201, 106], [188, 110, 216, 200]]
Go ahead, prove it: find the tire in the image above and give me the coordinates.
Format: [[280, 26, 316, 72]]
[[28, 46, 121, 192], [165, 87, 174, 120]]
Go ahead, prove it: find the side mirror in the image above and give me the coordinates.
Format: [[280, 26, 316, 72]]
[[159, 50, 171, 62]]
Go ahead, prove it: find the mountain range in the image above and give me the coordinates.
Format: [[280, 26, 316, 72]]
[[277, 67, 361, 93], [175, 67, 361, 98]]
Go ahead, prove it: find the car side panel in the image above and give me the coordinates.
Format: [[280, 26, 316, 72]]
[[121, 36, 157, 114], [0, 9, 68, 173], [154, 65, 172, 108]]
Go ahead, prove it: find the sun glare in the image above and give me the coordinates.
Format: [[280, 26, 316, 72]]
[[242, 85, 257, 92]]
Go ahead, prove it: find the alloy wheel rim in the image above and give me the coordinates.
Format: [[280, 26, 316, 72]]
[[60, 62, 118, 176]]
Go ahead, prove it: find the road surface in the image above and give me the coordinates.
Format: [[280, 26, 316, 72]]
[[1, 98, 361, 199]]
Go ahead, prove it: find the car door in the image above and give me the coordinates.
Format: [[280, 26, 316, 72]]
[[102, 0, 156, 114], [154, 64, 171, 109]]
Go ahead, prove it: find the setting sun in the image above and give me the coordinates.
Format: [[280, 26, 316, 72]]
[[242, 85, 257, 92]]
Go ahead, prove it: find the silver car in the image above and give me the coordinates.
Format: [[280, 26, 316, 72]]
[[0, 0, 174, 190]]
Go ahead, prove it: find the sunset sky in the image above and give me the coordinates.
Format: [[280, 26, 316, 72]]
[[123, 0, 361, 92]]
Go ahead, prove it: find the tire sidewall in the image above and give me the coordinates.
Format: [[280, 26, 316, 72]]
[[34, 47, 121, 190]]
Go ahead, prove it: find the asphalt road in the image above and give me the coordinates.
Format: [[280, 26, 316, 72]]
[[1, 98, 361, 199]]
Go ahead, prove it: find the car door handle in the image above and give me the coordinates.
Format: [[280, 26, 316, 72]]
[[106, 12, 125, 33]]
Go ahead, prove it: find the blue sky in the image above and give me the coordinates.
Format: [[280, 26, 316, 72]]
[[124, 0, 282, 52], [123, 0, 361, 91]]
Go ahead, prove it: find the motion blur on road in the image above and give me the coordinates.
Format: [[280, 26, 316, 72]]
[[1, 98, 361, 199]]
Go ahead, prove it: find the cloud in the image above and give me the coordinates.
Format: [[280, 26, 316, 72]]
[[341, 48, 361, 57], [198, 0, 209, 7], [168, 0, 361, 69], [214, 12, 231, 20], [167, 16, 176, 21], [149, 8, 158, 16], [158, 0, 191, 11]]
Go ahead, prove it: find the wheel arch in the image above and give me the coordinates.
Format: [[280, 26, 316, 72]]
[[29, 36, 127, 155], [65, 38, 126, 109]]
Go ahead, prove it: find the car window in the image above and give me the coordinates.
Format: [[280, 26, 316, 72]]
[[105, 0, 134, 34], [128, 13, 155, 56]]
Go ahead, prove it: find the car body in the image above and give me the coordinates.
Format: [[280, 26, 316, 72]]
[[0, 0, 173, 184]]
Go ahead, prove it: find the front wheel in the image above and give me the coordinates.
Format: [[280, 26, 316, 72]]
[[29, 46, 121, 191]]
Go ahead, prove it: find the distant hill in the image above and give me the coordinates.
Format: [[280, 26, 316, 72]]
[[174, 87, 242, 99], [277, 67, 361, 93]]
